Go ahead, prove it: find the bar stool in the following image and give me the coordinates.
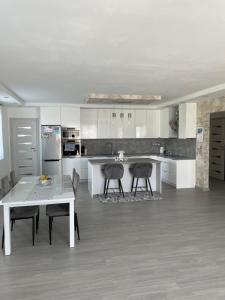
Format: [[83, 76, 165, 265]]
[[130, 163, 153, 196], [102, 164, 124, 198]]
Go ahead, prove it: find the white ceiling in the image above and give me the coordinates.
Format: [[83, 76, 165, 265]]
[[1, 0, 225, 105]]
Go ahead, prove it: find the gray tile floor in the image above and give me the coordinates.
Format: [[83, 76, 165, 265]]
[[1, 180, 225, 299]]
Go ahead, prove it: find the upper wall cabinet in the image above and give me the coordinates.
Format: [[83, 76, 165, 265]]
[[110, 109, 135, 138], [61, 107, 80, 128], [40, 107, 61, 125], [178, 103, 197, 139], [135, 110, 147, 138], [160, 107, 177, 138], [123, 110, 135, 138], [146, 110, 160, 138], [110, 109, 123, 138], [80, 109, 98, 139], [97, 109, 111, 138], [40, 106, 80, 127]]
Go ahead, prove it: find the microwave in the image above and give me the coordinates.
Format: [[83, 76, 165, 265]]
[[62, 128, 80, 140]]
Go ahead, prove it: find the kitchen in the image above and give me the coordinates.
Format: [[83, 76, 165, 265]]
[[36, 103, 197, 195]]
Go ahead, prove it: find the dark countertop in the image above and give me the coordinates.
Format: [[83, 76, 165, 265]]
[[88, 158, 161, 165], [151, 154, 195, 161], [82, 153, 195, 161]]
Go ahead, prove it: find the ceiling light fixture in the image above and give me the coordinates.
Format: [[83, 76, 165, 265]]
[[87, 93, 162, 104]]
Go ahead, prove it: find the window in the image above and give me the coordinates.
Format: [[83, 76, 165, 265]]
[[0, 106, 4, 160]]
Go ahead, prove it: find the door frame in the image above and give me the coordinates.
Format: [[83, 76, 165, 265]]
[[10, 118, 40, 177]]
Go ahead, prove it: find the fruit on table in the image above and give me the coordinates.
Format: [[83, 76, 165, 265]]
[[40, 175, 50, 180]]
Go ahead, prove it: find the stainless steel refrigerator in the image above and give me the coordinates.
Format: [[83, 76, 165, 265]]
[[41, 125, 62, 176]]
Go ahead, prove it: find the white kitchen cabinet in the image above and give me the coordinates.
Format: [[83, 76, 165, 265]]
[[110, 109, 123, 138], [80, 109, 98, 139], [109, 109, 135, 138], [123, 110, 135, 138], [160, 107, 177, 138], [97, 109, 111, 138], [179, 103, 197, 139], [62, 158, 81, 179], [146, 110, 160, 138], [61, 107, 80, 128], [62, 157, 89, 181], [135, 110, 147, 138], [80, 157, 88, 180], [160, 160, 176, 185], [150, 155, 196, 188], [40, 107, 61, 125]]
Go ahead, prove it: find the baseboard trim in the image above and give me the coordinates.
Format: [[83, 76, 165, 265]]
[[195, 185, 210, 192]]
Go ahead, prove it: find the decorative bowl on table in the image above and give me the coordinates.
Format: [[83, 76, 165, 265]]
[[39, 175, 52, 186]]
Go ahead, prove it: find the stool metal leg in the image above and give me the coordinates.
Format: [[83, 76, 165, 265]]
[[134, 178, 139, 196], [131, 176, 134, 193], [118, 179, 121, 194], [147, 178, 153, 196], [103, 179, 107, 195], [105, 179, 110, 198], [119, 179, 124, 197], [146, 178, 148, 192]]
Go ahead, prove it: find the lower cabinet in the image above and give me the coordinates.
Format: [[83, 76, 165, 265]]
[[62, 158, 81, 180], [62, 158, 89, 181], [62, 157, 106, 181], [80, 157, 88, 181], [150, 156, 196, 188], [161, 160, 176, 186]]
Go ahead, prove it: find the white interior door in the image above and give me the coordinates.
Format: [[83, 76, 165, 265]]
[[11, 119, 40, 179]]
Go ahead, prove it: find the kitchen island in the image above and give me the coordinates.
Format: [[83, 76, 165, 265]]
[[88, 158, 161, 198]]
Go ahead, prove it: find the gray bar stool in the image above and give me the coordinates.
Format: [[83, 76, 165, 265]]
[[130, 163, 153, 196], [102, 164, 124, 198]]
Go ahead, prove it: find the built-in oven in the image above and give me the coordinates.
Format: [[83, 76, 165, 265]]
[[62, 140, 81, 157], [62, 128, 80, 140], [62, 128, 81, 157]]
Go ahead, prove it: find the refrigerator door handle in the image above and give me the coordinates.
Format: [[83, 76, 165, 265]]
[[44, 159, 60, 162]]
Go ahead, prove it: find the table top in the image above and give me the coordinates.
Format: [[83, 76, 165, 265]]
[[0, 175, 74, 207], [88, 157, 161, 165]]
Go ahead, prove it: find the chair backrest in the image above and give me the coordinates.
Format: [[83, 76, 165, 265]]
[[72, 168, 76, 184], [72, 172, 80, 199], [1, 176, 11, 196], [130, 163, 153, 178], [103, 163, 124, 179], [0, 188, 3, 200], [10, 170, 17, 187]]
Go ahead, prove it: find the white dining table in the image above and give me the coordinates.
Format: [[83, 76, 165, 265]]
[[0, 175, 75, 255]]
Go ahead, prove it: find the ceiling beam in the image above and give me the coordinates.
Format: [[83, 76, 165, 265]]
[[157, 83, 225, 108]]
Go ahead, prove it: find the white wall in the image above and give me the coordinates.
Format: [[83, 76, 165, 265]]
[[0, 107, 10, 183], [7, 107, 40, 119]]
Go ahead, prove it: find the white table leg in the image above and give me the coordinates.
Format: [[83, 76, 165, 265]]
[[69, 200, 75, 247], [156, 163, 162, 194], [3, 206, 11, 255]]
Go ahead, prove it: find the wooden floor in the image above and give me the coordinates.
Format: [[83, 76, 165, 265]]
[[1, 180, 225, 299]]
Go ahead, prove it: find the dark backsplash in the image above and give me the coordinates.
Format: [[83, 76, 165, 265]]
[[81, 138, 196, 158]]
